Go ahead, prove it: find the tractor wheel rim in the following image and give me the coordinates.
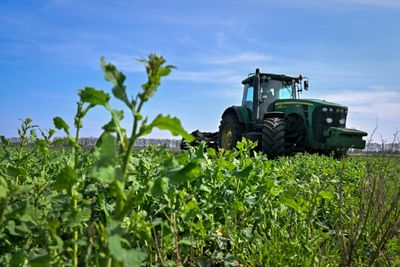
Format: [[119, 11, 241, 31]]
[[222, 127, 232, 149]]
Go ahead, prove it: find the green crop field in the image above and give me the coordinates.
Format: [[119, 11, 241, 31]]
[[1, 55, 399, 267]]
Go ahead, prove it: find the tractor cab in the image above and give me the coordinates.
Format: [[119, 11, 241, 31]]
[[241, 69, 307, 122]]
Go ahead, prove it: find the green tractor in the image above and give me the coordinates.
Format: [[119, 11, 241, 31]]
[[185, 69, 367, 158]]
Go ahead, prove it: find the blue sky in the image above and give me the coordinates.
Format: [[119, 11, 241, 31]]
[[1, 0, 399, 142]]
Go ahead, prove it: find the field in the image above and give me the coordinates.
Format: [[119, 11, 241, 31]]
[[1, 55, 399, 266]]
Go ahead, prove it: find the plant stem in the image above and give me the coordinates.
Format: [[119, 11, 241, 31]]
[[107, 257, 113, 267], [152, 227, 165, 266], [71, 187, 78, 267], [122, 100, 144, 177], [74, 118, 81, 168], [172, 212, 182, 266]]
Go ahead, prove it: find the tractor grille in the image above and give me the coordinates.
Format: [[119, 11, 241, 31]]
[[312, 106, 347, 142]]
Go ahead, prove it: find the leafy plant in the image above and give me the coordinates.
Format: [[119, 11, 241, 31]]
[[0, 54, 399, 267]]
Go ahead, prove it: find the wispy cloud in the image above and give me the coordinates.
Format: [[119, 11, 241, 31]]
[[154, 13, 236, 28], [215, 32, 227, 49], [265, 0, 400, 9], [169, 69, 243, 85], [290, 85, 400, 139], [311, 86, 400, 118], [204, 52, 271, 65]]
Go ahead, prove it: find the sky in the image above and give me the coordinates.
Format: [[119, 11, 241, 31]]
[[0, 0, 399, 142]]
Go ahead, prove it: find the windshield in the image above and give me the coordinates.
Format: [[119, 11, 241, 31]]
[[261, 80, 294, 100]]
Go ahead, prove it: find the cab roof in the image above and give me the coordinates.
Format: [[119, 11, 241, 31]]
[[241, 73, 301, 85]]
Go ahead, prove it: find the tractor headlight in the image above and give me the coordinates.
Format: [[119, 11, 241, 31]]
[[339, 118, 346, 125], [322, 107, 328, 112], [326, 118, 333, 124]]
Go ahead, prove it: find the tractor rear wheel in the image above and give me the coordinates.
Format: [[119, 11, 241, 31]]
[[262, 117, 286, 159], [218, 113, 244, 150]]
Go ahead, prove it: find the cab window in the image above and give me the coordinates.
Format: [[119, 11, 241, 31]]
[[246, 87, 253, 102], [242, 85, 254, 111]]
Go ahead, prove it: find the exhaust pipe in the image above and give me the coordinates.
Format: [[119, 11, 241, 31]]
[[252, 68, 260, 121]]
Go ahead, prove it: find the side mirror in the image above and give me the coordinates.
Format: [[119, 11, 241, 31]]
[[304, 80, 309, 90]]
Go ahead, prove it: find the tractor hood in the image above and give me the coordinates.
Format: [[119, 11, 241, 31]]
[[274, 98, 347, 109]]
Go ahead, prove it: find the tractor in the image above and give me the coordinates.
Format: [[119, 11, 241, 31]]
[[184, 69, 367, 158]]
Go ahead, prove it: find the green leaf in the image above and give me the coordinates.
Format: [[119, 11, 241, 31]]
[[53, 117, 70, 135], [15, 185, 34, 195], [270, 185, 284, 197], [53, 166, 78, 191], [49, 235, 64, 254], [318, 190, 334, 200], [234, 165, 253, 179], [79, 87, 110, 106], [0, 135, 9, 145], [141, 114, 194, 142], [10, 250, 26, 267], [93, 166, 116, 184], [150, 177, 169, 197], [158, 66, 172, 77], [6, 167, 27, 178], [101, 57, 126, 86], [29, 254, 51, 267], [92, 133, 120, 184], [6, 220, 19, 236], [232, 200, 245, 212], [103, 109, 124, 132], [100, 56, 130, 107], [69, 208, 91, 228], [183, 200, 198, 213], [0, 176, 8, 199], [168, 160, 201, 185], [179, 238, 193, 246], [112, 85, 131, 108], [94, 133, 116, 167], [108, 235, 147, 266], [280, 197, 302, 213]]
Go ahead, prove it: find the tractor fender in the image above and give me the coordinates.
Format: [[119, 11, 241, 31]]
[[221, 106, 249, 125], [263, 112, 285, 120]]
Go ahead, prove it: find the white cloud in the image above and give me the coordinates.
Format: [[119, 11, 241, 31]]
[[310, 87, 400, 118], [299, 86, 400, 140]]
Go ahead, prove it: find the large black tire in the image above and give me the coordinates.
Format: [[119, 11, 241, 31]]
[[218, 113, 244, 150], [262, 117, 286, 159]]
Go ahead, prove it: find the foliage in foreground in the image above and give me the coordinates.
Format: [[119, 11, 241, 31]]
[[1, 55, 400, 266]]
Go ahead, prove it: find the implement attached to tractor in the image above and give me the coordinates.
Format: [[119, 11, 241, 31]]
[[182, 69, 367, 158]]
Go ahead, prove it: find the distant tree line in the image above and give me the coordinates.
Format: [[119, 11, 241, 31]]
[[3, 137, 182, 149], [2, 137, 400, 154], [350, 142, 400, 154]]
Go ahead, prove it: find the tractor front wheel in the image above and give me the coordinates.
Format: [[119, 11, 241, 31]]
[[262, 117, 286, 159], [218, 113, 244, 150]]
